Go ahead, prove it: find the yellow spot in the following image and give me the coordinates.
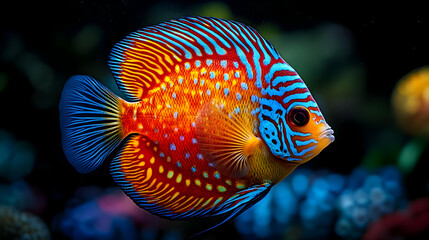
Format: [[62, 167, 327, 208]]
[[213, 197, 224, 206], [175, 65, 180, 73], [150, 157, 155, 164], [226, 180, 232, 185], [138, 154, 144, 159], [195, 179, 201, 186], [157, 104, 162, 110], [145, 141, 150, 147], [217, 185, 227, 192], [145, 168, 152, 182], [132, 140, 139, 147], [159, 165, 164, 173], [236, 182, 246, 189], [138, 123, 143, 129], [185, 179, 191, 187], [138, 161, 145, 167], [205, 183, 212, 191], [170, 192, 180, 201], [164, 76, 171, 82], [232, 79, 237, 86], [176, 173, 182, 183], [201, 197, 212, 207], [184, 88, 189, 94], [167, 170, 174, 179], [191, 90, 196, 96], [153, 146, 157, 152]]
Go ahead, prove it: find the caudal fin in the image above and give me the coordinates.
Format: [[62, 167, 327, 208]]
[[59, 75, 125, 173]]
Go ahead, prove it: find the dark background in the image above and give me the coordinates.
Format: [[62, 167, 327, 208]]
[[1, 0, 428, 239]]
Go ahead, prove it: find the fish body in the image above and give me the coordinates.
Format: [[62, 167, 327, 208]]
[[60, 17, 334, 224]]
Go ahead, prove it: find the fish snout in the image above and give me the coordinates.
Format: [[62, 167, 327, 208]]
[[319, 128, 335, 143]]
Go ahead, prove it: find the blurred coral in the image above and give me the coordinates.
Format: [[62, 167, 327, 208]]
[[363, 198, 429, 240]]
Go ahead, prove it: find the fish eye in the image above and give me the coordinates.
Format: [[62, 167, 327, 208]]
[[288, 106, 310, 127]]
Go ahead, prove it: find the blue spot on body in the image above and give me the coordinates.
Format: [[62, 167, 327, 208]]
[[192, 122, 195, 128], [236, 92, 242, 101], [210, 72, 215, 79], [174, 112, 178, 118], [214, 172, 220, 179], [191, 166, 196, 172], [224, 88, 229, 96], [241, 82, 248, 90], [164, 134, 168, 138], [206, 59, 213, 66], [176, 161, 182, 167], [251, 95, 259, 102], [180, 135, 184, 141], [251, 108, 260, 116], [197, 153, 203, 159], [170, 143, 176, 151], [220, 60, 227, 68], [235, 107, 240, 113], [185, 153, 190, 158], [195, 60, 201, 67], [201, 79, 205, 86], [178, 78, 183, 84], [194, 78, 198, 85], [224, 73, 229, 81], [216, 82, 220, 89], [234, 61, 239, 68], [185, 63, 190, 69], [207, 89, 211, 95], [235, 71, 240, 78], [192, 138, 197, 144], [172, 93, 176, 99], [160, 152, 165, 157]]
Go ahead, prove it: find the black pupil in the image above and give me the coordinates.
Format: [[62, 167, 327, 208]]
[[291, 108, 309, 126]]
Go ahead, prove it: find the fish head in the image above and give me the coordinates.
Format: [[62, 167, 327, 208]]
[[258, 78, 334, 164]]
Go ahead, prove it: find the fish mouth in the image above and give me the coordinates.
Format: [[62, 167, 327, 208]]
[[319, 128, 335, 143]]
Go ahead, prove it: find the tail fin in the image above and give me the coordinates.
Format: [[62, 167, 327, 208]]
[[59, 75, 125, 173]]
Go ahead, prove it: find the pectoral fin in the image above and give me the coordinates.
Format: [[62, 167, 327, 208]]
[[195, 100, 261, 178]]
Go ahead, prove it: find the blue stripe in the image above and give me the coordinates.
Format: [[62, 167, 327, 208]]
[[185, 18, 231, 49], [282, 92, 311, 104], [156, 25, 202, 57], [242, 26, 271, 65], [163, 23, 213, 55], [234, 24, 262, 88], [272, 75, 299, 87], [177, 20, 227, 55], [262, 82, 308, 97], [295, 139, 318, 146], [264, 63, 295, 84]]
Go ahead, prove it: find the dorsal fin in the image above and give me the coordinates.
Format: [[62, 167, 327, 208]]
[[108, 16, 280, 101], [196, 100, 261, 178]]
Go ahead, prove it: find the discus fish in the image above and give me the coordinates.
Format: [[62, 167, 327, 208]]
[[59, 16, 334, 230]]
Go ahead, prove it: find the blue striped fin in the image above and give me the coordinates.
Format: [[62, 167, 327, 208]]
[[192, 183, 271, 237], [108, 16, 280, 100], [59, 75, 125, 173]]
